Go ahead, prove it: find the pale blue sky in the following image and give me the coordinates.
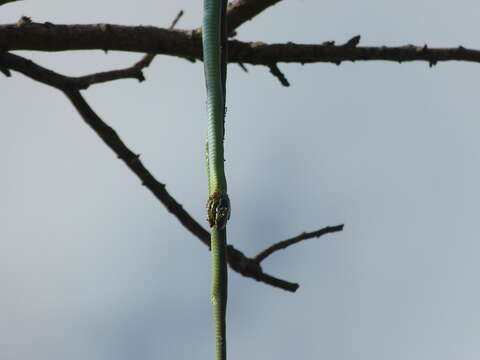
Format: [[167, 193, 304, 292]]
[[1, 1, 480, 359]]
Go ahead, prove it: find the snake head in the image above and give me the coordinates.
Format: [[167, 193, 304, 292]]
[[207, 191, 231, 229]]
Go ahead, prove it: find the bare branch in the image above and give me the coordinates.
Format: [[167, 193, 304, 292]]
[[64, 85, 320, 292], [75, 66, 146, 86], [0, 65, 10, 77], [237, 62, 248, 72], [0, 12, 187, 88], [254, 224, 344, 263], [227, 245, 299, 292], [196, 0, 283, 37], [226, 0, 284, 34], [2, 23, 480, 68], [228, 40, 480, 67], [0, 21, 200, 59], [0, 52, 145, 88], [133, 10, 187, 72], [1, 51, 330, 292], [0, 0, 21, 6], [169, 10, 184, 29], [342, 35, 361, 48], [268, 63, 289, 87], [67, 89, 214, 242], [0, 51, 211, 244]]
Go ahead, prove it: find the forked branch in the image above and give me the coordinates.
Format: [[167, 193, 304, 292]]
[[0, 51, 341, 292]]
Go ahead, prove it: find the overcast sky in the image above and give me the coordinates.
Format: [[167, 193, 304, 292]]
[[1, 1, 480, 359]]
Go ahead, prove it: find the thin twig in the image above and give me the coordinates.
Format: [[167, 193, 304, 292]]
[[195, 0, 283, 37], [268, 63, 289, 86], [134, 10, 186, 71], [237, 62, 248, 72], [170, 10, 184, 29], [227, 245, 299, 292], [254, 224, 344, 263], [75, 67, 146, 86], [226, 0, 284, 35], [0, 52, 145, 88], [342, 35, 361, 48], [0, 0, 21, 6]]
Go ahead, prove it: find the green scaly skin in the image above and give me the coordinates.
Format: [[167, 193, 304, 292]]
[[202, 0, 229, 360]]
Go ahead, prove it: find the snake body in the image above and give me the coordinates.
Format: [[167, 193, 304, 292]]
[[202, 0, 229, 359]]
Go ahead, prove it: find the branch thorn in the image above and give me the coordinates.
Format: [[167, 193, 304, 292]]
[[268, 63, 290, 87], [343, 35, 361, 48]]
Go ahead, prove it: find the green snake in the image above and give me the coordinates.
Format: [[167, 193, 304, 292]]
[[202, 0, 230, 359]]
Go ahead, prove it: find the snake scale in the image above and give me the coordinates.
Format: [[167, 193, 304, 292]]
[[202, 0, 230, 359]]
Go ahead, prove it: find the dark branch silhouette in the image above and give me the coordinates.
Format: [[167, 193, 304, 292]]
[[268, 63, 289, 87], [254, 225, 344, 263], [227, 0, 284, 35], [10, 0, 475, 292], [1, 22, 480, 68], [0, 0, 21, 6], [0, 50, 339, 292], [2, 0, 474, 291]]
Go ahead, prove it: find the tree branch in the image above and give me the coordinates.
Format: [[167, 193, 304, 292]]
[[132, 10, 187, 75], [0, 51, 210, 243], [268, 63, 289, 86], [195, 0, 283, 37], [226, 0, 284, 34], [0, 0, 21, 6], [0, 21, 200, 59], [0, 51, 341, 292], [0, 13, 186, 88], [2, 22, 479, 68], [254, 224, 344, 263], [0, 52, 147, 88]]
